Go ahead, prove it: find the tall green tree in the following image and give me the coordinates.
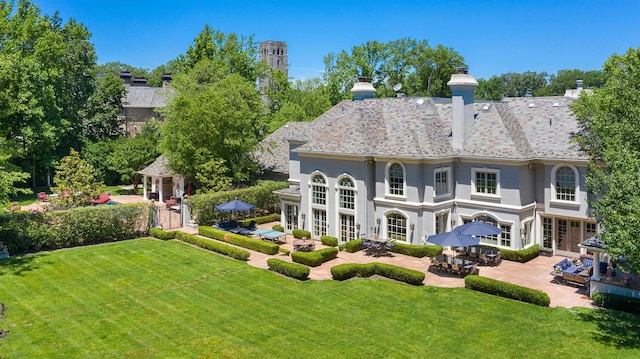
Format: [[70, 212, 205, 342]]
[[161, 59, 265, 187], [0, 0, 98, 187], [537, 69, 607, 96], [110, 120, 161, 190], [51, 149, 103, 208], [571, 48, 640, 273], [475, 71, 548, 100], [322, 38, 466, 105], [0, 142, 30, 203], [81, 72, 126, 141]]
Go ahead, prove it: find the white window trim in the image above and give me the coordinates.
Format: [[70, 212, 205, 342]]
[[385, 161, 407, 200], [335, 174, 357, 213], [433, 167, 452, 198], [550, 163, 580, 207], [471, 167, 501, 199], [308, 171, 328, 209]]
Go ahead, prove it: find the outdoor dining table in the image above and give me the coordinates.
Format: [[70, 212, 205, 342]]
[[293, 239, 315, 252], [366, 236, 390, 257], [433, 255, 477, 275]]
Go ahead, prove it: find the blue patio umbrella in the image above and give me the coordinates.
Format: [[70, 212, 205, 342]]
[[214, 198, 256, 212], [426, 231, 480, 247], [454, 221, 502, 236]]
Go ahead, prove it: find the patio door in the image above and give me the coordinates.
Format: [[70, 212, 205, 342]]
[[312, 209, 327, 239], [285, 204, 298, 232], [339, 214, 355, 243], [556, 219, 581, 253]]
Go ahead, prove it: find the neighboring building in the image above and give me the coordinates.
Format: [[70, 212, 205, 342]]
[[119, 72, 173, 136], [258, 72, 594, 256], [259, 40, 288, 94]]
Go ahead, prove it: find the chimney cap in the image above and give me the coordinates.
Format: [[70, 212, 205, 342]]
[[457, 67, 469, 74]]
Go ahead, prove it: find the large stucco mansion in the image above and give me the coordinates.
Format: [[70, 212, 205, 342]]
[[258, 70, 595, 256]]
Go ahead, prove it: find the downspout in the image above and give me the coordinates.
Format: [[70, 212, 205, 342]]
[[529, 162, 538, 249], [453, 158, 461, 231]]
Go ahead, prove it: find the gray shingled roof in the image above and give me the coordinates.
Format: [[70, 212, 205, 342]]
[[124, 86, 173, 108], [138, 156, 175, 176], [256, 94, 587, 172]]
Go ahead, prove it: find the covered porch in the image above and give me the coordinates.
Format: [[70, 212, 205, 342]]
[[138, 156, 184, 204]]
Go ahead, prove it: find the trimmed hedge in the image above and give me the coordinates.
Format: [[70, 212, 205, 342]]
[[331, 263, 425, 286], [267, 258, 310, 280], [321, 235, 338, 247], [175, 232, 250, 261], [465, 275, 550, 306], [198, 226, 279, 255], [238, 214, 281, 227], [291, 251, 324, 267], [390, 243, 442, 258], [0, 203, 153, 254], [499, 244, 539, 263], [272, 225, 284, 232], [189, 181, 288, 225], [292, 229, 311, 239], [149, 228, 177, 240], [592, 293, 640, 315], [343, 239, 363, 253]]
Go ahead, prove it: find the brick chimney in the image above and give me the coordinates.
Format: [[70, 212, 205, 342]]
[[448, 68, 478, 150], [350, 76, 376, 100], [132, 78, 147, 87], [161, 73, 173, 90]]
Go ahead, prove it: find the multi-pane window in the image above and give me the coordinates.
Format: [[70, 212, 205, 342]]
[[388, 163, 404, 196], [475, 171, 497, 195], [340, 214, 356, 243], [435, 212, 448, 234], [285, 204, 298, 231], [387, 213, 407, 241], [435, 168, 450, 196], [542, 217, 552, 249], [585, 222, 597, 239], [311, 175, 327, 205], [500, 225, 511, 247], [556, 166, 576, 201], [338, 177, 355, 210], [312, 209, 327, 237], [473, 216, 500, 245]]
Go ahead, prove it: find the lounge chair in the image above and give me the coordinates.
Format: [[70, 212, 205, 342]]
[[91, 193, 111, 205], [38, 192, 49, 202]]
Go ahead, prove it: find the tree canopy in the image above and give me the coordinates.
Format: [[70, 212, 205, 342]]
[[571, 47, 640, 273], [322, 38, 466, 105]]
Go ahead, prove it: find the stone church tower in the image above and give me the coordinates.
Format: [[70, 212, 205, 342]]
[[259, 41, 288, 93]]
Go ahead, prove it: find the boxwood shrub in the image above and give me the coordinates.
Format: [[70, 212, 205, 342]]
[[272, 224, 284, 232], [291, 251, 324, 267], [238, 214, 281, 227], [499, 244, 539, 263], [267, 258, 310, 280], [198, 226, 279, 255], [292, 229, 311, 239], [331, 263, 425, 286], [465, 275, 550, 306], [149, 227, 177, 240], [321, 235, 338, 247], [390, 243, 442, 258], [592, 293, 640, 314], [176, 232, 250, 261], [343, 238, 363, 253]]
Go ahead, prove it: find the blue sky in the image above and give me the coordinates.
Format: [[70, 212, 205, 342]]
[[37, 0, 640, 80]]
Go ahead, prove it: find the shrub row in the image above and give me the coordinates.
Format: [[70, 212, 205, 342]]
[[189, 181, 288, 225], [321, 235, 338, 247], [149, 227, 177, 240], [331, 263, 425, 286], [267, 258, 310, 280], [464, 275, 550, 306], [592, 293, 640, 315], [291, 247, 338, 267], [390, 243, 442, 258], [198, 226, 279, 255], [272, 224, 284, 232], [238, 214, 280, 227], [0, 203, 153, 254], [292, 229, 311, 239], [499, 244, 539, 263], [342, 238, 362, 253], [175, 232, 250, 261]]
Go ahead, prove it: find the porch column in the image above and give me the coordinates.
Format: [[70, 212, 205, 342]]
[[158, 177, 165, 203], [143, 176, 148, 200], [592, 252, 602, 281]]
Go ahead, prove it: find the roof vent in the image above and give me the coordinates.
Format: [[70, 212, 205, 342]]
[[482, 104, 490, 110], [553, 102, 559, 107], [528, 103, 535, 108], [416, 99, 424, 105]]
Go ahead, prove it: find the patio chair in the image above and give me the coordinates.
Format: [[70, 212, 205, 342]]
[[37, 192, 49, 202], [479, 253, 488, 266], [431, 259, 440, 272], [243, 220, 257, 231], [440, 262, 450, 273], [451, 264, 461, 277]]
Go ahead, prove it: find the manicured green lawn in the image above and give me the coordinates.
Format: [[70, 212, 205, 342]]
[[0, 239, 638, 358]]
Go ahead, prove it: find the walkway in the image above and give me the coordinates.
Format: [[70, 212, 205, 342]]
[[180, 223, 595, 309]]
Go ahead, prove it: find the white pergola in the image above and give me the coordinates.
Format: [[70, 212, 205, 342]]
[[578, 235, 606, 281], [138, 156, 184, 204]]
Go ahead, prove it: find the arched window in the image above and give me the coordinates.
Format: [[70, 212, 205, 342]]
[[388, 163, 404, 196], [311, 174, 327, 205], [464, 215, 512, 247], [386, 212, 407, 242], [338, 177, 355, 210], [555, 166, 576, 201]]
